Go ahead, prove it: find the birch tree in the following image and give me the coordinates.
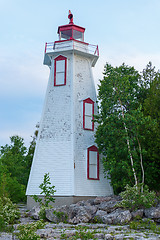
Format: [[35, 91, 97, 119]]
[[95, 63, 147, 194]]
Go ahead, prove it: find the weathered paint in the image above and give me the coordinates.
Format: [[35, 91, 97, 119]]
[[26, 21, 113, 206]]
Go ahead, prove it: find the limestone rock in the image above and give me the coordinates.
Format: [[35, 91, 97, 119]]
[[36, 228, 52, 238], [98, 200, 118, 213], [94, 232, 105, 239], [45, 205, 69, 223], [102, 209, 132, 224], [94, 196, 112, 205], [104, 234, 114, 240], [94, 210, 107, 222], [77, 199, 95, 206], [0, 233, 12, 240], [144, 205, 160, 222], [131, 209, 144, 219], [28, 206, 41, 220], [68, 204, 97, 224]]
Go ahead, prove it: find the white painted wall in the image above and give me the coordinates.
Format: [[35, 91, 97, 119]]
[[73, 54, 112, 196], [26, 52, 74, 196], [26, 44, 113, 198]]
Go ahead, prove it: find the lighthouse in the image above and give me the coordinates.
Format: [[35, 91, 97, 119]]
[[26, 11, 113, 208]]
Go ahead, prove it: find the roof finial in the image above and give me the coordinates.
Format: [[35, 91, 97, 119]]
[[68, 10, 73, 24]]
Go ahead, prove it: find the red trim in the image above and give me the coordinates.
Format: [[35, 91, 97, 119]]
[[58, 26, 85, 33], [45, 42, 47, 53], [58, 23, 85, 34], [94, 45, 99, 56], [83, 98, 94, 131], [87, 145, 99, 180], [54, 39, 89, 45], [54, 55, 67, 86]]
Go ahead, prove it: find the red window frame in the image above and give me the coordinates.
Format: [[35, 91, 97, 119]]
[[54, 55, 67, 86], [83, 98, 94, 131], [87, 145, 99, 180]]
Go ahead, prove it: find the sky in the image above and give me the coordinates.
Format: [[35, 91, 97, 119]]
[[0, 0, 160, 148]]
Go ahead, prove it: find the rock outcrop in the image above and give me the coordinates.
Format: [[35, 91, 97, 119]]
[[27, 195, 160, 224]]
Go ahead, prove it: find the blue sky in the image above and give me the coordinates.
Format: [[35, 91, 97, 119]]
[[0, 0, 160, 147]]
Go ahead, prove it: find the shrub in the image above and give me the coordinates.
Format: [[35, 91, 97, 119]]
[[0, 196, 20, 231], [73, 226, 98, 240], [32, 173, 56, 208], [52, 210, 68, 223], [38, 205, 53, 220], [129, 219, 160, 234], [117, 184, 156, 210], [60, 226, 98, 240], [16, 220, 46, 240]]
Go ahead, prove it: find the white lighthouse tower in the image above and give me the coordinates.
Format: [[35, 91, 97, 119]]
[[26, 11, 113, 208]]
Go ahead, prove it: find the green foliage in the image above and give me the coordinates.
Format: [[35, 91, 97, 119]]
[[60, 231, 67, 239], [25, 123, 39, 179], [95, 63, 144, 192], [92, 216, 103, 224], [38, 205, 53, 220], [0, 136, 27, 202], [0, 125, 39, 203], [60, 225, 98, 240], [95, 62, 160, 193], [52, 210, 68, 223], [117, 184, 156, 210], [32, 173, 56, 208], [73, 230, 97, 240], [38, 206, 47, 220], [0, 133, 37, 203], [139, 62, 160, 190], [129, 218, 160, 234], [16, 220, 46, 240], [73, 226, 98, 240], [0, 196, 20, 231]]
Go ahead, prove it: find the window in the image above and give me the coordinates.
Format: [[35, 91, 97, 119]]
[[83, 98, 94, 131], [54, 55, 67, 86], [87, 145, 99, 180]]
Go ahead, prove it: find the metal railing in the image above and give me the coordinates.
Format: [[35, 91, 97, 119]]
[[44, 40, 99, 56]]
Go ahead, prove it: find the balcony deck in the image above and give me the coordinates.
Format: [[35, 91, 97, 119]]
[[45, 40, 99, 55], [44, 40, 99, 67]]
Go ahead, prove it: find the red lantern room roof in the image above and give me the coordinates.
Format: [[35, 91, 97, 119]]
[[57, 10, 85, 41]]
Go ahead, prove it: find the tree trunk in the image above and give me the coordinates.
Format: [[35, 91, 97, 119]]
[[119, 98, 138, 188], [137, 135, 144, 192]]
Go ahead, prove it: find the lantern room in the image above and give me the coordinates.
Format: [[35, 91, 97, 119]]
[[57, 10, 85, 41]]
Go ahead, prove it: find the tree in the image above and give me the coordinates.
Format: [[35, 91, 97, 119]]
[[0, 124, 39, 202], [139, 62, 160, 190], [25, 123, 39, 180], [95, 63, 151, 194], [0, 125, 39, 202], [0, 136, 27, 202]]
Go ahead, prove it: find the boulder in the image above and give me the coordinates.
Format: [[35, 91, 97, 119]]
[[102, 209, 132, 224], [94, 210, 108, 222], [98, 200, 118, 213], [76, 199, 95, 206], [144, 205, 160, 222], [85, 198, 95, 206], [45, 205, 69, 223], [28, 206, 41, 220], [131, 209, 144, 219], [68, 204, 97, 224], [94, 196, 112, 205]]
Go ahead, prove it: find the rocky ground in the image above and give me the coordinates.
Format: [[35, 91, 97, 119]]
[[0, 196, 160, 239]]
